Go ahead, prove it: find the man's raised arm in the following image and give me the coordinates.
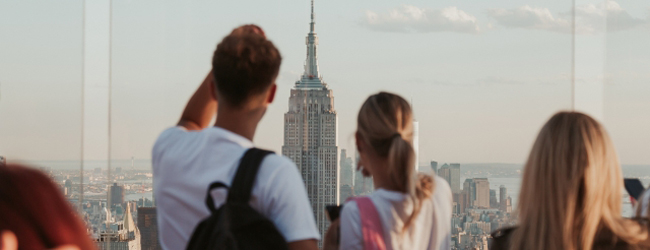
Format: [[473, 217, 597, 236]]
[[177, 71, 218, 130]]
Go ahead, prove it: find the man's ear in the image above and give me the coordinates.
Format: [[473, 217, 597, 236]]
[[266, 84, 277, 104]]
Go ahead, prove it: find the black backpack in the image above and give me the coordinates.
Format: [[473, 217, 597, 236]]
[[186, 148, 289, 250]]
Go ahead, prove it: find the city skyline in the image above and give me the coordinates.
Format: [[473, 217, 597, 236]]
[[2, 2, 648, 248], [1, 0, 649, 166]]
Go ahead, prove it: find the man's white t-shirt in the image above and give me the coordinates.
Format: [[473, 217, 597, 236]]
[[152, 126, 320, 250], [339, 176, 452, 250]]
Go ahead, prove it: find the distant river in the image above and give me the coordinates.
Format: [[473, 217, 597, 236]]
[[126, 192, 153, 202]]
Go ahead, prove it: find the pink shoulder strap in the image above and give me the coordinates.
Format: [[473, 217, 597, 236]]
[[355, 197, 387, 250]]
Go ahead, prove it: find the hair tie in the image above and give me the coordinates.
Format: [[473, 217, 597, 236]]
[[392, 133, 402, 139]]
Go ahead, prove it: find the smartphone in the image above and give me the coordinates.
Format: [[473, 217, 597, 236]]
[[624, 178, 645, 201], [326, 205, 343, 221]]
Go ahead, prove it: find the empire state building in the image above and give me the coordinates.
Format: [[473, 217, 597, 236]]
[[282, 0, 339, 240]]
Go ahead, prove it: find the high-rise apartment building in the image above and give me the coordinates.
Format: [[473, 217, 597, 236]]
[[354, 168, 373, 196], [64, 179, 73, 196], [340, 184, 353, 203], [137, 207, 161, 250], [462, 178, 476, 208], [439, 163, 461, 193], [109, 183, 125, 207], [499, 185, 507, 211], [474, 178, 490, 209], [449, 163, 461, 193], [490, 189, 498, 208], [454, 191, 470, 214], [340, 149, 354, 195], [339, 149, 354, 202], [354, 151, 373, 196], [282, 0, 338, 240]]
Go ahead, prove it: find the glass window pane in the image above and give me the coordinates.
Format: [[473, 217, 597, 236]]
[[603, 0, 650, 217], [0, 0, 85, 230]]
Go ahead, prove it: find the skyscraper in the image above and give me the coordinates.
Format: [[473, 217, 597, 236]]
[[430, 161, 438, 175], [64, 179, 73, 196], [137, 207, 161, 250], [449, 163, 461, 193], [454, 191, 470, 214], [340, 184, 353, 203], [474, 178, 490, 209], [109, 183, 125, 207], [354, 168, 373, 196], [282, 0, 338, 240], [339, 149, 354, 202], [490, 189, 498, 208], [463, 178, 476, 207], [340, 149, 354, 191], [354, 151, 373, 196], [439, 163, 461, 193], [499, 185, 507, 211]]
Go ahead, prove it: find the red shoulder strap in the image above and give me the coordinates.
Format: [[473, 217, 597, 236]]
[[355, 197, 387, 250]]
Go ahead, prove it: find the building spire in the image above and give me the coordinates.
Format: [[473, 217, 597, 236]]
[[310, 0, 315, 32], [302, 0, 320, 81], [295, 0, 326, 89]]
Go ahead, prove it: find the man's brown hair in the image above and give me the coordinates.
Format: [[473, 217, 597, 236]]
[[212, 25, 281, 107]]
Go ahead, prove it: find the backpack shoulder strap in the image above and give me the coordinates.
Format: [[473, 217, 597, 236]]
[[227, 148, 273, 203], [354, 196, 386, 250]]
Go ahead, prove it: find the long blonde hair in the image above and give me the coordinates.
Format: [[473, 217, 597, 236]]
[[356, 92, 434, 231], [511, 112, 647, 250]]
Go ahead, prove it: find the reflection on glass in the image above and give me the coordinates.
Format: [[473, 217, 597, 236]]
[[4, 0, 648, 249], [110, 0, 574, 248], [603, 0, 650, 217], [0, 0, 86, 244]]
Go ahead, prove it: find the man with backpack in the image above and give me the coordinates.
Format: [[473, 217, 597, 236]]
[[152, 25, 319, 250]]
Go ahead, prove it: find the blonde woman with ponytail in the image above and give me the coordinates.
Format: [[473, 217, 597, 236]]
[[491, 112, 650, 250], [324, 92, 452, 250]]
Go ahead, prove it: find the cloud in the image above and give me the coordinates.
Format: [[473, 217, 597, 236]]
[[364, 5, 480, 34], [487, 6, 571, 33], [600, 1, 647, 32], [487, 1, 649, 34]]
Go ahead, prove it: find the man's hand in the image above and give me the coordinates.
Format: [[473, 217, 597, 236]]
[[323, 219, 340, 250], [177, 71, 218, 130]]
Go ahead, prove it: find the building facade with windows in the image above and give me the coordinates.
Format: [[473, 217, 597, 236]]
[[474, 178, 490, 209], [96, 203, 140, 250], [440, 163, 461, 194], [282, 0, 339, 240], [137, 207, 160, 250]]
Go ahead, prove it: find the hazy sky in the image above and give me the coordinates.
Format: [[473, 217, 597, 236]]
[[1, 0, 649, 165]]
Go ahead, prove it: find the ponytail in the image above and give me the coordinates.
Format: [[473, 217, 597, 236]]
[[357, 92, 435, 233], [387, 135, 415, 195]]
